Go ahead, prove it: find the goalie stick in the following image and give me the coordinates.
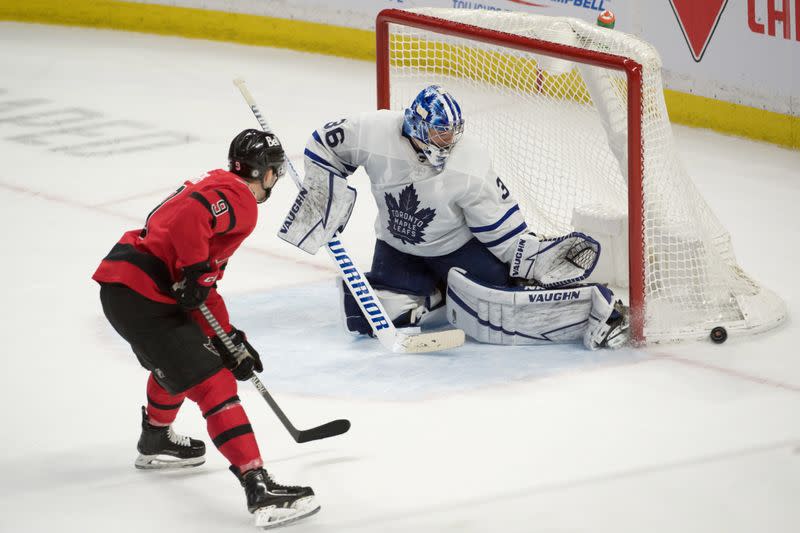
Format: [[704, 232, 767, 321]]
[[198, 303, 350, 443], [232, 78, 464, 354]]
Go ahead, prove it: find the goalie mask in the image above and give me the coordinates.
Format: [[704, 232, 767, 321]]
[[402, 85, 464, 172], [228, 129, 286, 203]]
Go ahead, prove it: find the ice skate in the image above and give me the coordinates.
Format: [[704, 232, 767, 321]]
[[134, 406, 206, 470], [231, 466, 320, 529]]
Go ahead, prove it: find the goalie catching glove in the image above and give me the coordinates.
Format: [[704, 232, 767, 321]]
[[210, 328, 263, 381], [510, 232, 600, 288]]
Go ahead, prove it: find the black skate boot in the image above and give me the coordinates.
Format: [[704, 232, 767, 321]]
[[135, 406, 205, 470], [231, 466, 320, 529]]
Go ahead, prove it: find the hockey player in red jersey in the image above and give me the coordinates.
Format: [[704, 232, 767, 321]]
[[93, 129, 320, 528]]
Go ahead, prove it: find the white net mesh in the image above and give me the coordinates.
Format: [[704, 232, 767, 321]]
[[382, 8, 785, 343]]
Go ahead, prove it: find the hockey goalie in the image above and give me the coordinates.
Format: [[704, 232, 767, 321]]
[[278, 85, 628, 350]]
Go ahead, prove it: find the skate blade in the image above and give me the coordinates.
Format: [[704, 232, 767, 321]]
[[254, 496, 320, 529], [134, 453, 205, 470]]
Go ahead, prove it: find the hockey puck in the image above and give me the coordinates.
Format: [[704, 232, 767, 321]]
[[710, 326, 727, 344]]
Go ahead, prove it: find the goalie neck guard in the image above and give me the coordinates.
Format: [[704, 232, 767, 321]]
[[402, 85, 464, 172]]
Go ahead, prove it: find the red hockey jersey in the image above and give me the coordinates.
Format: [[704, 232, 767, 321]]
[[93, 169, 258, 336]]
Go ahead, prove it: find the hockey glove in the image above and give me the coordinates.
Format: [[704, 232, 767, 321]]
[[509, 232, 600, 289], [211, 328, 263, 381], [173, 261, 219, 310]]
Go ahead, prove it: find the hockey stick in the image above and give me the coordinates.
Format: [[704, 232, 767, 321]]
[[198, 303, 350, 443], [233, 78, 464, 354]]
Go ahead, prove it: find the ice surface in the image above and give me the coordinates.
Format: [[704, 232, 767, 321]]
[[1, 22, 798, 533]]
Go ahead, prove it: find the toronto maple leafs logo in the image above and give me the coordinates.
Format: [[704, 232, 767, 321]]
[[384, 184, 436, 245]]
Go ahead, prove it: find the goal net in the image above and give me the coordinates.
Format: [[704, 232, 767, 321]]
[[376, 8, 786, 344]]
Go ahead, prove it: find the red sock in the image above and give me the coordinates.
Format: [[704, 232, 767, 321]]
[[146, 373, 186, 425], [187, 369, 262, 471]]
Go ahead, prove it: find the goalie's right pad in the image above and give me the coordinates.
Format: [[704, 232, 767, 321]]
[[277, 165, 356, 255], [446, 268, 625, 348], [509, 232, 600, 288]]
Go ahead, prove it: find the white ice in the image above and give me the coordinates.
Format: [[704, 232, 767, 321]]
[[1, 22, 798, 533]]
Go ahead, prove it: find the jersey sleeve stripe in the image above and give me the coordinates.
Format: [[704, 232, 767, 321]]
[[189, 192, 217, 230], [309, 129, 356, 175], [482, 221, 528, 248], [469, 205, 521, 233], [215, 190, 237, 234], [304, 148, 345, 177]]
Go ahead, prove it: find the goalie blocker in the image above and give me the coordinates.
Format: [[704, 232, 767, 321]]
[[446, 268, 628, 349]]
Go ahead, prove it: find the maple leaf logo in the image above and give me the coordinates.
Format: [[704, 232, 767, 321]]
[[384, 184, 436, 245]]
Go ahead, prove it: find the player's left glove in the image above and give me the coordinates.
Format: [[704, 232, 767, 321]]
[[509, 232, 600, 288], [211, 328, 263, 381], [173, 261, 219, 310]]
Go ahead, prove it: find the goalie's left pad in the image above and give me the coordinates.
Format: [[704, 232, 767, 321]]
[[277, 165, 357, 255], [446, 268, 627, 348], [509, 232, 600, 288]]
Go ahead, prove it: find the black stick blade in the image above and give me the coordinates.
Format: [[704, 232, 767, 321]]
[[295, 419, 351, 443]]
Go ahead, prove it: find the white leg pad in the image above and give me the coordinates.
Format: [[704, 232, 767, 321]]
[[446, 268, 615, 346]]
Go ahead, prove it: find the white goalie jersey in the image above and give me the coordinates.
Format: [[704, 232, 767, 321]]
[[294, 110, 528, 261]]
